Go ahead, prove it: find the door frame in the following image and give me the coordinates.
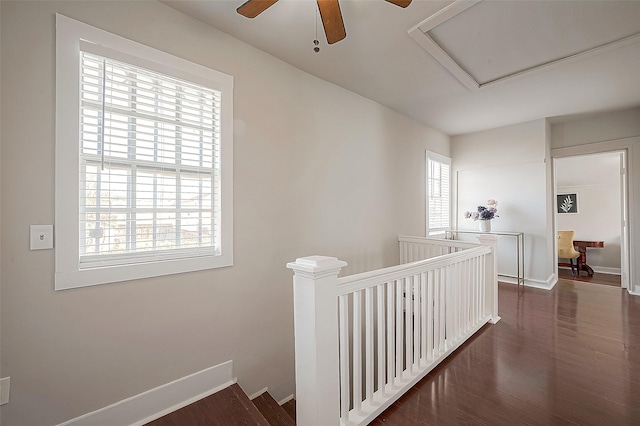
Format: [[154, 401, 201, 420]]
[[551, 140, 633, 293]]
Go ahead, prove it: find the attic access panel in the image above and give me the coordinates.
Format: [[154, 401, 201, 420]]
[[408, 0, 640, 91]]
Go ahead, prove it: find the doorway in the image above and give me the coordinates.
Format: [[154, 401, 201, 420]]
[[553, 151, 629, 289]]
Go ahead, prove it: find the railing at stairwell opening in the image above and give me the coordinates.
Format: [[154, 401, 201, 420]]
[[287, 235, 500, 426], [398, 234, 480, 262]]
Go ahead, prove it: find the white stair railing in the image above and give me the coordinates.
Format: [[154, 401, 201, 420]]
[[398, 235, 478, 262], [287, 235, 499, 426]]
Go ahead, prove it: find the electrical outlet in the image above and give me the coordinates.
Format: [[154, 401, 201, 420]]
[[30, 225, 54, 250], [0, 377, 10, 405]]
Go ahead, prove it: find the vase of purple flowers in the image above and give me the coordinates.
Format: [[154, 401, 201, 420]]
[[465, 199, 499, 232], [479, 219, 491, 232]]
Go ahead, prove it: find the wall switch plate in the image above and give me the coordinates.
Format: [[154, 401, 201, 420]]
[[0, 377, 10, 405], [30, 225, 54, 250]]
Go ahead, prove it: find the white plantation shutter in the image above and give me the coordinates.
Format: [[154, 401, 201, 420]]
[[79, 50, 221, 268], [55, 15, 233, 289], [426, 152, 451, 234]]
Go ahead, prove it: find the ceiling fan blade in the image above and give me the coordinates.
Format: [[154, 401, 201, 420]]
[[317, 0, 347, 44], [385, 0, 412, 7], [237, 0, 279, 18]]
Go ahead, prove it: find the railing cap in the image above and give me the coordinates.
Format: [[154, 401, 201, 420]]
[[287, 255, 347, 275]]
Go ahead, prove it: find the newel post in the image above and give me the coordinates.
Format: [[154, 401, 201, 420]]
[[286, 256, 347, 426], [477, 235, 501, 324]]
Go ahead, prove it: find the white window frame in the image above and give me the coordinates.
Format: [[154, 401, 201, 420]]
[[55, 15, 233, 290], [426, 151, 451, 236]]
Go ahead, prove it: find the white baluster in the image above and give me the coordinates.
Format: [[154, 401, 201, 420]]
[[450, 264, 456, 346], [459, 262, 464, 338], [376, 283, 386, 397], [468, 259, 473, 329], [405, 276, 413, 376], [365, 286, 374, 403], [386, 281, 395, 388], [413, 274, 420, 368], [339, 294, 350, 422], [395, 279, 403, 382], [445, 265, 453, 350], [426, 270, 433, 362], [433, 269, 440, 357], [475, 256, 481, 323], [470, 257, 476, 324], [476, 256, 482, 323], [480, 254, 486, 322], [353, 290, 362, 415], [439, 267, 447, 353], [458, 261, 463, 337]]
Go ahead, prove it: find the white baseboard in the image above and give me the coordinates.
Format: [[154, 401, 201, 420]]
[[57, 360, 235, 426], [546, 274, 558, 290], [592, 266, 622, 275], [248, 387, 269, 400], [558, 266, 621, 275], [278, 394, 295, 406], [498, 274, 554, 290], [248, 388, 294, 406]]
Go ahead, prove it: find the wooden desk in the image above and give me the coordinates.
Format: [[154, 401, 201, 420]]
[[573, 240, 604, 276]]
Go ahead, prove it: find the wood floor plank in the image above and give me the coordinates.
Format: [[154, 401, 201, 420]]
[[281, 399, 295, 421], [251, 392, 295, 426], [145, 384, 269, 426], [372, 280, 640, 425], [557, 269, 621, 287]]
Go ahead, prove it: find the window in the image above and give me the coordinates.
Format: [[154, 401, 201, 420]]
[[55, 15, 233, 289], [426, 151, 451, 235]]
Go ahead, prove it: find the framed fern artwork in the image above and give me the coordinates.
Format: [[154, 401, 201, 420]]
[[557, 193, 578, 214]]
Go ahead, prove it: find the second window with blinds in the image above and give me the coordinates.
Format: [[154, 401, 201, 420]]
[[426, 151, 451, 236]]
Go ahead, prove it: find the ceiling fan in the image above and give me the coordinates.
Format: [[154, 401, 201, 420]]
[[237, 0, 412, 44]]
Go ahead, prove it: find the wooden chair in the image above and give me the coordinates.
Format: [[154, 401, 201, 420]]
[[558, 230, 581, 275]]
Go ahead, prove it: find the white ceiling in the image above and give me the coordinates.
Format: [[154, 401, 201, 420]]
[[161, 0, 640, 135]]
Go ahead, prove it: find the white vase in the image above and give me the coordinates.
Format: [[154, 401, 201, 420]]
[[479, 220, 491, 233]]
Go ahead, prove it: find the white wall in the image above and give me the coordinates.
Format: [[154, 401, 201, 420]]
[[551, 107, 640, 148], [556, 184, 621, 272], [0, 1, 449, 424], [452, 120, 553, 287]]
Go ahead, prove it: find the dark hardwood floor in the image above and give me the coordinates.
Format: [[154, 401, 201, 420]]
[[251, 392, 295, 426], [558, 268, 621, 287], [145, 384, 270, 426], [371, 279, 640, 425]]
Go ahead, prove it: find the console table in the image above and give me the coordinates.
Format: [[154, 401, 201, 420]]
[[445, 230, 525, 289]]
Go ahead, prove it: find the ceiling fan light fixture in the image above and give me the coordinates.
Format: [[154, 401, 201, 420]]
[[236, 0, 412, 45]]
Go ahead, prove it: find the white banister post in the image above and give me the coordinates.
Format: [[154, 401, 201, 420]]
[[477, 235, 501, 324], [287, 256, 347, 426]]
